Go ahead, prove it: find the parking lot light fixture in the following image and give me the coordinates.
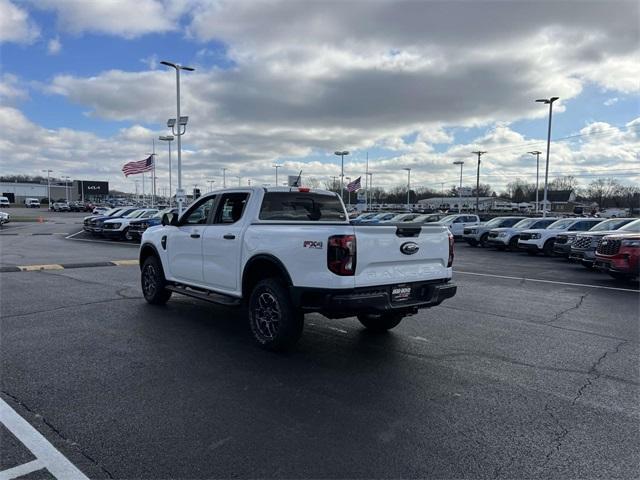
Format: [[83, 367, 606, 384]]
[[535, 96, 559, 217], [161, 60, 195, 215], [528, 151, 542, 213], [334, 150, 349, 202], [453, 161, 464, 213]]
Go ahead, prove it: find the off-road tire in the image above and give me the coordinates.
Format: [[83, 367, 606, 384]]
[[248, 278, 303, 351], [357, 313, 404, 332], [141, 255, 172, 305]]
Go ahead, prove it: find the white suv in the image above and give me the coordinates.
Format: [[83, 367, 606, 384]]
[[487, 217, 559, 250], [437, 214, 480, 238], [518, 218, 604, 256]]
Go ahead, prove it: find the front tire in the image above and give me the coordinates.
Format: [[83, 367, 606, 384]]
[[141, 256, 172, 305], [357, 313, 404, 332], [479, 233, 489, 247], [508, 236, 519, 250], [543, 239, 555, 256], [248, 278, 303, 351], [122, 227, 132, 241]]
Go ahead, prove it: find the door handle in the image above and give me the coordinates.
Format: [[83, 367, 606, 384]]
[[223, 234, 235, 240], [190, 233, 200, 239]]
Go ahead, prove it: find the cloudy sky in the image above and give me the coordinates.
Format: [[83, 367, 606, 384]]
[[1, 0, 638, 195]]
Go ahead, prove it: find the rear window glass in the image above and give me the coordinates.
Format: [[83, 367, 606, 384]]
[[259, 192, 346, 221]]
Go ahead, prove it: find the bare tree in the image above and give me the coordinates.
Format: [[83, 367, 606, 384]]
[[585, 178, 623, 207], [550, 175, 579, 191]]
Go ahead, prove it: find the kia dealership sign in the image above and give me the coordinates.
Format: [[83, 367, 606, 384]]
[[78, 181, 108, 195]]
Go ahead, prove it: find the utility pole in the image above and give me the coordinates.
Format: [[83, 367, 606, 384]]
[[528, 151, 542, 213], [536, 96, 559, 217], [403, 168, 411, 208], [453, 161, 464, 213], [273, 164, 281, 186], [222, 168, 227, 188], [42, 170, 53, 207], [471, 151, 487, 214]]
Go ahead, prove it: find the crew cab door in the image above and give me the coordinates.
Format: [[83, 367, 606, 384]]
[[202, 192, 250, 294], [166, 196, 217, 285]]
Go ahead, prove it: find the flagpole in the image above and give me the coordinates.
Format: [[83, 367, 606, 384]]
[[152, 138, 156, 208], [365, 152, 369, 210], [142, 172, 145, 205]]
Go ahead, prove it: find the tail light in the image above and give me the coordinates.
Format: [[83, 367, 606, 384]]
[[447, 232, 455, 267], [327, 235, 356, 276]]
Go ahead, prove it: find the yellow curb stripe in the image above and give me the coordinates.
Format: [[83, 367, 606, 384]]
[[111, 259, 139, 266], [17, 264, 64, 271]]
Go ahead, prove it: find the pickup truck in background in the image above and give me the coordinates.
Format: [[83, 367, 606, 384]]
[[139, 187, 457, 350]]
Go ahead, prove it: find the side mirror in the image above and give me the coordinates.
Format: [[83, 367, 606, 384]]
[[162, 213, 179, 226]]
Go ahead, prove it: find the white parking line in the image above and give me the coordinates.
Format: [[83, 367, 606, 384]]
[[454, 270, 639, 293], [0, 398, 89, 480], [65, 231, 137, 246]]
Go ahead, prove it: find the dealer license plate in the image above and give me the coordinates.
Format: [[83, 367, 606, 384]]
[[391, 285, 412, 302]]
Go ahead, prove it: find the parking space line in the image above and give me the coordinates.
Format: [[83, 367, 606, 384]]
[[0, 459, 45, 480], [455, 270, 639, 293], [0, 398, 89, 480]]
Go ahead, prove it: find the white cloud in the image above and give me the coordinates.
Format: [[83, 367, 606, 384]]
[[47, 36, 61, 55], [31, 0, 181, 38], [603, 97, 619, 106], [0, 0, 39, 44], [0, 74, 29, 105]]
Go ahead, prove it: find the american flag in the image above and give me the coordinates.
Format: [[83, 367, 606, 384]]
[[122, 156, 154, 177], [347, 176, 361, 192]]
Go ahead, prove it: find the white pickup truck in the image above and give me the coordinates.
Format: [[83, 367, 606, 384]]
[[139, 187, 457, 350]]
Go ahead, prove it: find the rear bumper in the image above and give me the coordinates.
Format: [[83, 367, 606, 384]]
[[290, 280, 457, 318]]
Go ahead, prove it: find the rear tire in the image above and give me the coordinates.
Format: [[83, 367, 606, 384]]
[[248, 278, 303, 351], [141, 256, 172, 305], [357, 313, 404, 332]]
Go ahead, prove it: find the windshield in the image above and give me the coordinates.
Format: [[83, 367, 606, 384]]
[[589, 218, 633, 231], [619, 219, 640, 233], [106, 208, 121, 216], [547, 219, 574, 229], [439, 215, 458, 223], [125, 210, 145, 218]]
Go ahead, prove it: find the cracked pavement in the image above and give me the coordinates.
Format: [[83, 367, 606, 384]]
[[1, 219, 638, 479]]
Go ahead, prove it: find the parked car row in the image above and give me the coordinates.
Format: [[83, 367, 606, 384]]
[[461, 216, 640, 281], [82, 206, 177, 241]]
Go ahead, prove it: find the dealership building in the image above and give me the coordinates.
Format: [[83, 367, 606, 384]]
[[0, 180, 109, 205]]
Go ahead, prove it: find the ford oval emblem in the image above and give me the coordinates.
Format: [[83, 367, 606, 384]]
[[400, 242, 419, 255]]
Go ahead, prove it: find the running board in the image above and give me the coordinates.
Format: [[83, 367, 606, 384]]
[[166, 284, 242, 307]]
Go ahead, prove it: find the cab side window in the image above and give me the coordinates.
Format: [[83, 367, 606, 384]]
[[214, 193, 249, 224], [181, 197, 216, 225]]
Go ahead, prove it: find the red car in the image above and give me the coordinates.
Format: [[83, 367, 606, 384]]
[[594, 233, 640, 280]]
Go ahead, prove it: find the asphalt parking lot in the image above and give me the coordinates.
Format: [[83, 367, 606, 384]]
[[1, 215, 638, 479]]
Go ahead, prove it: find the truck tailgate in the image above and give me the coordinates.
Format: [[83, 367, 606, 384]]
[[353, 223, 452, 287]]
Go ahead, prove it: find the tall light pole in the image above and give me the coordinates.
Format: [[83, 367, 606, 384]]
[[346, 177, 352, 207], [334, 150, 349, 202], [536, 96, 559, 217], [453, 161, 464, 213], [528, 151, 542, 213], [207, 180, 215, 192], [403, 168, 411, 208], [62, 176, 70, 203], [366, 172, 373, 209], [471, 151, 486, 214], [41, 169, 52, 207], [222, 168, 227, 188], [159, 135, 174, 207], [273, 164, 281, 186], [161, 60, 194, 215]]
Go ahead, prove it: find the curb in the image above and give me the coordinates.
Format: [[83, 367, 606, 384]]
[[0, 260, 139, 273]]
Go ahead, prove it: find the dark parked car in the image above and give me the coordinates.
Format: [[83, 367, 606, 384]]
[[85, 207, 138, 235], [128, 208, 178, 241]]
